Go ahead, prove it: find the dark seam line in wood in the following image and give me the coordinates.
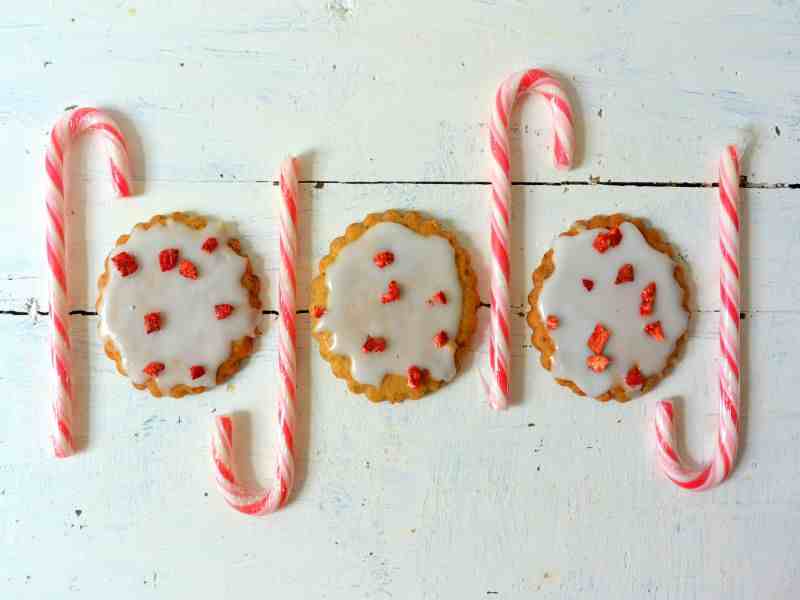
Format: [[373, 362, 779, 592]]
[[275, 177, 796, 189], [0, 309, 766, 320]]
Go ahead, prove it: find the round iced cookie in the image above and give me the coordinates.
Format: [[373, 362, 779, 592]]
[[96, 212, 261, 398], [311, 210, 479, 403], [527, 214, 690, 402]]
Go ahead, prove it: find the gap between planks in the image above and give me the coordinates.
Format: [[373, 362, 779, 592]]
[[0, 308, 779, 319], [96, 177, 799, 190]]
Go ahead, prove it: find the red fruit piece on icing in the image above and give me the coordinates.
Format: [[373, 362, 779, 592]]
[[592, 227, 623, 254], [615, 263, 635, 284], [202, 237, 219, 253], [587, 323, 611, 354], [215, 303, 234, 320], [381, 280, 401, 304], [362, 336, 387, 353], [587, 354, 611, 373], [644, 320, 665, 341], [427, 291, 447, 305], [625, 365, 645, 387], [143, 361, 165, 377], [407, 366, 426, 389], [546, 315, 560, 330], [179, 259, 198, 280], [640, 282, 657, 316], [144, 311, 162, 334], [189, 365, 206, 380], [433, 330, 449, 348], [159, 248, 179, 272], [582, 278, 595, 292], [373, 251, 395, 268], [311, 305, 326, 319], [111, 252, 138, 277], [592, 232, 611, 254]]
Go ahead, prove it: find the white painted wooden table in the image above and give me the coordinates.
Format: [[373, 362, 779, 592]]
[[2, 2, 799, 598]]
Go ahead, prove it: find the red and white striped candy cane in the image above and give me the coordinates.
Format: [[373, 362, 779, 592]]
[[487, 69, 575, 410], [210, 157, 298, 515], [654, 145, 741, 490], [45, 107, 132, 458]]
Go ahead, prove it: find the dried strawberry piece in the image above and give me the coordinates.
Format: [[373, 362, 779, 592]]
[[644, 320, 665, 341], [427, 291, 448, 305], [407, 365, 426, 389], [362, 336, 387, 353], [587, 323, 611, 354], [201, 237, 219, 253], [143, 361, 165, 377], [546, 315, 560, 330], [381, 280, 401, 304], [111, 251, 138, 277], [159, 248, 179, 272], [373, 251, 395, 268], [433, 330, 449, 348], [592, 227, 623, 254], [615, 263, 635, 284], [592, 232, 611, 253], [311, 305, 326, 319], [189, 365, 206, 380], [144, 311, 162, 334], [215, 303, 234, 320], [582, 278, 595, 292], [640, 282, 657, 316], [179, 259, 198, 280], [587, 354, 611, 373], [625, 365, 645, 387]]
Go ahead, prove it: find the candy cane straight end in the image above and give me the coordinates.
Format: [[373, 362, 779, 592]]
[[486, 68, 576, 410], [653, 145, 741, 491], [45, 106, 133, 458]]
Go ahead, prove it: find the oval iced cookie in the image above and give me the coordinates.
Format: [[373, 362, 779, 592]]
[[311, 210, 479, 403], [96, 212, 261, 398], [527, 214, 690, 402]]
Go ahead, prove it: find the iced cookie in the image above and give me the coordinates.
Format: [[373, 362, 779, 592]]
[[96, 212, 261, 398], [527, 214, 690, 402], [311, 210, 479, 403]]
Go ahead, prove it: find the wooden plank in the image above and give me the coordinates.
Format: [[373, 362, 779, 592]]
[[0, 306, 797, 597], [0, 182, 795, 313], [0, 1, 798, 184]]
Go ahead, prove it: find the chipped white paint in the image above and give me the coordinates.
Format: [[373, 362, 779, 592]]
[[1, 1, 800, 599]]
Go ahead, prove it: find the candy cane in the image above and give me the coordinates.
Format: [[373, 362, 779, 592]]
[[486, 69, 576, 410], [45, 107, 132, 458], [210, 157, 298, 515], [654, 145, 741, 490]]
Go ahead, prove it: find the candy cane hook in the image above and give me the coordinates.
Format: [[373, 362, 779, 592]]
[[486, 69, 576, 410], [654, 145, 742, 490], [45, 107, 132, 458], [210, 157, 298, 515]]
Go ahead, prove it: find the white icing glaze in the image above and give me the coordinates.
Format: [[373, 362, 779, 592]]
[[538, 222, 688, 398], [315, 222, 463, 387], [99, 217, 260, 391]]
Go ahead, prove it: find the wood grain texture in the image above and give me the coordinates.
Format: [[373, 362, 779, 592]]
[[1, 1, 799, 598]]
